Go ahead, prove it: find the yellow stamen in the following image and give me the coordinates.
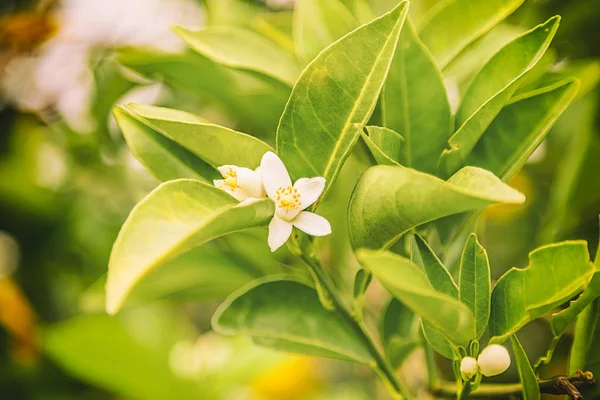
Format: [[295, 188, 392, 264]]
[[223, 168, 238, 190], [275, 186, 300, 210]]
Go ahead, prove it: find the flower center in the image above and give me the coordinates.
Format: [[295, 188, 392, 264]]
[[223, 168, 238, 190], [275, 186, 300, 210]]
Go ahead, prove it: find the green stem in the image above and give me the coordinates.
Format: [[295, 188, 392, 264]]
[[300, 252, 410, 400], [458, 381, 473, 400]]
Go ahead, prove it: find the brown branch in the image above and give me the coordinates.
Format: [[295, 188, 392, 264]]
[[432, 370, 595, 399]]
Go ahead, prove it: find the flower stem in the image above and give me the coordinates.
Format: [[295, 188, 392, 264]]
[[458, 381, 473, 400], [300, 252, 410, 399]]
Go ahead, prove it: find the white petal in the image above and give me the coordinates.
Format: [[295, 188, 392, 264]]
[[236, 167, 266, 198], [213, 179, 225, 188], [213, 179, 249, 202], [292, 211, 331, 236], [268, 215, 293, 252], [260, 151, 291, 199], [294, 177, 326, 210], [236, 197, 262, 207], [276, 206, 301, 222], [217, 165, 235, 177]]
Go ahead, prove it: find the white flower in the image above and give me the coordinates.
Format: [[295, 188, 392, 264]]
[[460, 356, 479, 380], [214, 165, 265, 201], [260, 152, 331, 252], [477, 344, 511, 377]]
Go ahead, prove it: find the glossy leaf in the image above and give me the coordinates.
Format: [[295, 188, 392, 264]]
[[459, 234, 491, 340], [418, 0, 525, 68], [357, 249, 475, 346], [213, 278, 374, 364], [293, 0, 357, 64], [106, 180, 274, 314], [277, 2, 409, 198], [361, 125, 403, 166], [511, 335, 540, 400], [114, 107, 214, 182], [175, 26, 300, 86], [465, 78, 579, 181], [552, 272, 600, 336], [43, 314, 202, 400], [440, 17, 560, 176], [123, 103, 273, 170], [421, 321, 455, 359], [489, 241, 595, 343], [383, 20, 452, 174], [348, 165, 525, 250]]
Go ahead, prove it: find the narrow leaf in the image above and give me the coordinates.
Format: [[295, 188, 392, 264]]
[[293, 0, 357, 64], [459, 234, 491, 340], [418, 0, 525, 68], [174, 26, 300, 86], [490, 241, 595, 343], [277, 2, 409, 198], [421, 321, 456, 359], [440, 16, 560, 176], [552, 272, 600, 336], [413, 235, 458, 297], [106, 180, 274, 314], [511, 335, 540, 400], [361, 125, 404, 166], [213, 277, 374, 364], [348, 165, 525, 250], [383, 19, 452, 174], [465, 78, 579, 181], [357, 249, 475, 346]]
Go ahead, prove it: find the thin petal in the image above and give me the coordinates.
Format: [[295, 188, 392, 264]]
[[292, 211, 331, 236], [268, 215, 293, 252], [217, 165, 236, 177], [276, 206, 301, 222], [260, 151, 291, 199], [294, 177, 326, 210], [236, 167, 265, 198], [213, 179, 225, 188]]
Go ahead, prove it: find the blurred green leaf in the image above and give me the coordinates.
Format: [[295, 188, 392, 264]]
[[277, 2, 408, 197], [348, 165, 525, 250], [361, 126, 404, 166], [213, 277, 374, 363], [383, 20, 451, 174], [123, 103, 273, 170], [175, 26, 300, 86], [421, 321, 455, 359], [458, 234, 491, 340], [43, 314, 203, 400], [293, 0, 357, 64], [510, 335, 540, 400], [357, 249, 475, 346], [465, 78, 579, 181], [489, 241, 595, 343], [381, 298, 414, 345], [418, 0, 525, 68], [440, 16, 560, 176], [106, 180, 274, 314], [114, 107, 215, 182]]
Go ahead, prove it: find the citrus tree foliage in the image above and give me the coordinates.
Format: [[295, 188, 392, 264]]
[[95, 0, 600, 399]]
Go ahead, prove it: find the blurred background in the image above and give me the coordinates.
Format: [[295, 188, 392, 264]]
[[0, 0, 599, 399]]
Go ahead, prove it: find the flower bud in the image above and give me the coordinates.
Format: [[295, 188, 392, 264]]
[[477, 344, 511, 377], [460, 356, 479, 380]]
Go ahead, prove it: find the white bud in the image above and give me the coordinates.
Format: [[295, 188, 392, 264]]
[[477, 344, 511, 377], [460, 356, 479, 380]]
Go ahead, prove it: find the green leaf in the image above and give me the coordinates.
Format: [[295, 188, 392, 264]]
[[213, 277, 374, 364], [413, 235, 458, 297], [114, 107, 215, 182], [123, 103, 273, 170], [465, 78, 579, 181], [552, 272, 600, 336], [293, 0, 357, 64], [106, 180, 274, 315], [387, 337, 419, 368], [43, 314, 203, 400], [348, 165, 525, 250], [381, 298, 414, 344], [489, 241, 595, 343], [459, 234, 491, 340], [174, 26, 300, 86], [439, 16, 560, 176], [277, 2, 409, 198], [117, 49, 289, 135], [81, 247, 256, 312], [383, 19, 452, 174], [411, 235, 459, 358], [361, 125, 404, 166], [418, 0, 525, 68], [510, 335, 540, 400], [357, 249, 475, 346], [353, 269, 372, 318]]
